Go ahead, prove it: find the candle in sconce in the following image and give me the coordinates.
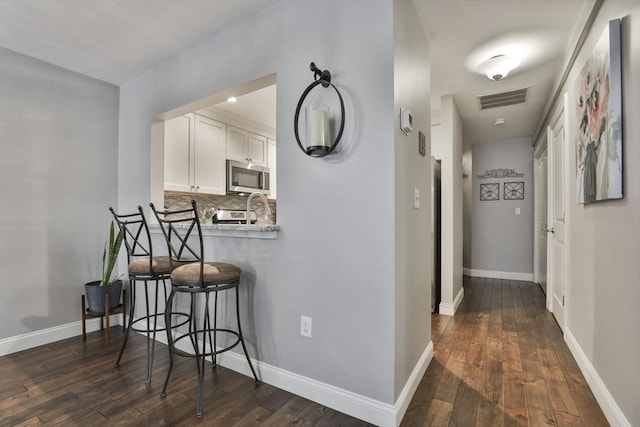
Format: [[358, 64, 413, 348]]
[[305, 104, 330, 151]]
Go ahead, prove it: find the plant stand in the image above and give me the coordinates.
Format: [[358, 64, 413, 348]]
[[81, 290, 126, 342]]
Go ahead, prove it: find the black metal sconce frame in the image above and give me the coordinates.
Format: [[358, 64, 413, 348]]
[[294, 62, 345, 157]]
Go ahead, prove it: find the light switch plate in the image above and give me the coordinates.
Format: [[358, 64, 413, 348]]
[[414, 188, 420, 209], [401, 108, 413, 134]]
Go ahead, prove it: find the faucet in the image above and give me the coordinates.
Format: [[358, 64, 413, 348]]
[[246, 192, 271, 224]]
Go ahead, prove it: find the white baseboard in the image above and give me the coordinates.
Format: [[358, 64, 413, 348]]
[[393, 341, 433, 426], [564, 329, 631, 427], [152, 322, 433, 427], [0, 315, 123, 357], [439, 287, 464, 316], [463, 268, 533, 282]]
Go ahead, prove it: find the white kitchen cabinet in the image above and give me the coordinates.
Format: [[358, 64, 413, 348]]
[[193, 115, 226, 194], [164, 114, 193, 193], [164, 114, 226, 194], [267, 138, 277, 199], [226, 125, 267, 166], [248, 133, 267, 166]]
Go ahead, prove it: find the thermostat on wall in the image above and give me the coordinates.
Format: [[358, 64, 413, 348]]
[[401, 108, 413, 134]]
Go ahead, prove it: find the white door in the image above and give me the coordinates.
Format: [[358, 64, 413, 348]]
[[547, 95, 567, 330], [534, 150, 548, 294]]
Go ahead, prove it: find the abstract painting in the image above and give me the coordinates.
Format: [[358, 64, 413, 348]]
[[575, 19, 623, 203]]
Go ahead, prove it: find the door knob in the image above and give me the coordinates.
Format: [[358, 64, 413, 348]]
[[546, 228, 554, 234]]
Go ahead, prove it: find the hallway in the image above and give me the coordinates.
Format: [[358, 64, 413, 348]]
[[402, 277, 608, 426]]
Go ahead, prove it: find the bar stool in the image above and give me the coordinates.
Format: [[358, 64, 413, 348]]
[[110, 206, 188, 384], [150, 200, 258, 418]]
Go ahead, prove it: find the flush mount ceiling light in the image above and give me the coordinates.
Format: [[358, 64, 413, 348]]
[[477, 55, 521, 81], [227, 96, 237, 103]]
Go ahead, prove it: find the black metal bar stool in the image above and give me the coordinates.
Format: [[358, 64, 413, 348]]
[[110, 206, 189, 384], [150, 200, 258, 418]]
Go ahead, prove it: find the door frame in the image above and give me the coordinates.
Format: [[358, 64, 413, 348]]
[[546, 92, 571, 328], [533, 141, 547, 287]]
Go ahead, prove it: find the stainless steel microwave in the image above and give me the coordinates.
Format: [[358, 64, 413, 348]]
[[226, 160, 270, 195]]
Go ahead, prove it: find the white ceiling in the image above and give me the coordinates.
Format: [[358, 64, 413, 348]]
[[0, 0, 592, 144], [212, 84, 277, 129], [0, 0, 282, 85], [415, 0, 591, 144]]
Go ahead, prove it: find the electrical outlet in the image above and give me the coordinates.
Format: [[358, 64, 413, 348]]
[[300, 316, 312, 338]]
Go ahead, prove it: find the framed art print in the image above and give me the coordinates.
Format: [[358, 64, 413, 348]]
[[480, 183, 499, 201], [575, 19, 623, 203], [504, 182, 524, 200]]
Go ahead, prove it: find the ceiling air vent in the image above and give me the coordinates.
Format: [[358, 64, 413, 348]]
[[478, 88, 529, 110]]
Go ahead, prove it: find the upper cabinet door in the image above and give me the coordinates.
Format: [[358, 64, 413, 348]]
[[267, 138, 277, 199], [248, 133, 267, 166], [194, 116, 226, 195], [164, 114, 193, 192], [226, 126, 267, 166], [226, 126, 249, 163]]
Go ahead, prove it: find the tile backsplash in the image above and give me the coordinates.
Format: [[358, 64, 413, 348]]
[[164, 191, 276, 224]]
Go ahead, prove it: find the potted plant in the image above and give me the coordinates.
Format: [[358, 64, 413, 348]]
[[84, 221, 124, 314]]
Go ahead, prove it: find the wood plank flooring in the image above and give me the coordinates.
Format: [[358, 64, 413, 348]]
[[0, 328, 371, 426], [0, 277, 607, 426], [402, 276, 609, 427]]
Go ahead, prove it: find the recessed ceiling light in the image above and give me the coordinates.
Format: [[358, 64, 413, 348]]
[[494, 118, 506, 125], [477, 55, 521, 81], [227, 96, 237, 103]]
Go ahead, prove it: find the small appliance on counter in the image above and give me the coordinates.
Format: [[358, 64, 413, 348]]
[[213, 209, 257, 224]]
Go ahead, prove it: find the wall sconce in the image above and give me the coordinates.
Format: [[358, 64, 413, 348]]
[[477, 54, 520, 81], [294, 62, 345, 157]]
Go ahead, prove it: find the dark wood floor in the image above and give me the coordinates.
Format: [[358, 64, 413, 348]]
[[0, 327, 371, 426], [402, 277, 609, 426], [0, 277, 608, 426]]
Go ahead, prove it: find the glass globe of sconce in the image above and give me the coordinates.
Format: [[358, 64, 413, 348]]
[[294, 62, 345, 157]]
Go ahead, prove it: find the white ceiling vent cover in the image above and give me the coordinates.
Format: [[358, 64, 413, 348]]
[[478, 88, 529, 110]]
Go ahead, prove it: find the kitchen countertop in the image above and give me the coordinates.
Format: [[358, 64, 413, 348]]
[[149, 223, 280, 240]]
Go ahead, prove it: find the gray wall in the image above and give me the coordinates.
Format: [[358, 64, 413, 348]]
[[117, 0, 411, 405], [0, 48, 119, 339], [471, 137, 534, 274], [549, 1, 639, 424], [393, 0, 431, 398]]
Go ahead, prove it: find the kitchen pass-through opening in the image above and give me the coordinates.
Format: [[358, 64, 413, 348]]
[[149, 74, 277, 225]]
